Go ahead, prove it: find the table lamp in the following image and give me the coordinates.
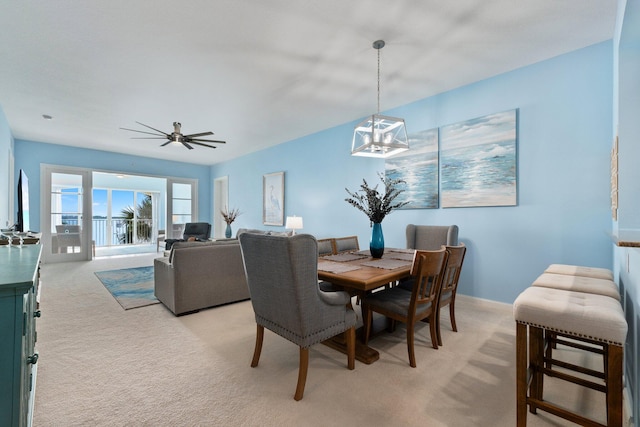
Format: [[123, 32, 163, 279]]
[[285, 216, 303, 235]]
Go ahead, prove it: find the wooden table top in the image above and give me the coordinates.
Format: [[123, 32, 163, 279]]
[[317, 248, 414, 292]]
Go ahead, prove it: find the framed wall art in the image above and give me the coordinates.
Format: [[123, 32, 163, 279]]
[[385, 127, 439, 209], [263, 171, 284, 225], [440, 109, 518, 208]]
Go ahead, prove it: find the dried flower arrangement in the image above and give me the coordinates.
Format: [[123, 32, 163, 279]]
[[345, 172, 408, 225], [220, 206, 242, 225]]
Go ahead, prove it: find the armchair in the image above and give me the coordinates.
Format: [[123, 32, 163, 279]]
[[238, 233, 356, 400], [164, 222, 211, 250]]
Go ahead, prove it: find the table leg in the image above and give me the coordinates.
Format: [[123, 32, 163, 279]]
[[321, 289, 380, 364]]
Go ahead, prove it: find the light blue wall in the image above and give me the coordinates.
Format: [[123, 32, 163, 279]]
[[212, 41, 614, 305], [8, 42, 614, 307], [14, 140, 211, 230], [614, 0, 640, 419], [0, 106, 15, 228]]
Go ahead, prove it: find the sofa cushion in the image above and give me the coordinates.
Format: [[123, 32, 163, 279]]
[[169, 239, 238, 263]]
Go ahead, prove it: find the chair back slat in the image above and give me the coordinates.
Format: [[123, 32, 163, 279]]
[[410, 248, 448, 310]]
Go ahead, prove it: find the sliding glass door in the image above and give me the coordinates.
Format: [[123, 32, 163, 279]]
[[166, 179, 197, 239]]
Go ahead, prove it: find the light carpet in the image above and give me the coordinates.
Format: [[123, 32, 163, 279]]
[[34, 253, 607, 426], [94, 265, 159, 310]]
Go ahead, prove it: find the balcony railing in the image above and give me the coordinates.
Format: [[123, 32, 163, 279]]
[[91, 218, 155, 247], [58, 218, 157, 247]]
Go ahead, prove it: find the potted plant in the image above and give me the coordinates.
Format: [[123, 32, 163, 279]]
[[345, 172, 408, 258], [220, 206, 242, 238]]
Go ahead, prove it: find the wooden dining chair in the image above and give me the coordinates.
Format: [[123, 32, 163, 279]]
[[333, 235, 359, 253], [435, 243, 466, 346], [362, 247, 448, 367]]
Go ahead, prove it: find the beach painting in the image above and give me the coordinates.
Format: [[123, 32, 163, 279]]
[[440, 109, 517, 208], [385, 127, 439, 209]]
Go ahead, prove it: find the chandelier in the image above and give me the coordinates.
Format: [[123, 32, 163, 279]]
[[351, 40, 409, 158]]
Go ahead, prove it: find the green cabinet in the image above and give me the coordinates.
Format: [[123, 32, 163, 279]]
[[0, 245, 42, 427]]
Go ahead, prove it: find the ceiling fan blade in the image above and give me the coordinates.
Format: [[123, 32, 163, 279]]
[[120, 127, 166, 137], [188, 138, 226, 144], [181, 141, 194, 150], [161, 141, 172, 147], [135, 121, 171, 136], [130, 137, 168, 139], [188, 141, 218, 149], [184, 131, 214, 138]]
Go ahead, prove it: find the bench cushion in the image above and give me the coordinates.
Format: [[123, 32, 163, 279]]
[[513, 287, 627, 345], [531, 272, 620, 301], [544, 264, 613, 281]]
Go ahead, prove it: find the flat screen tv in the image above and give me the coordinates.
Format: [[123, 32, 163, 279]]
[[17, 169, 30, 233]]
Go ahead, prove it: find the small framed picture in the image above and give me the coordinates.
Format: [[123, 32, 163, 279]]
[[263, 172, 284, 225]]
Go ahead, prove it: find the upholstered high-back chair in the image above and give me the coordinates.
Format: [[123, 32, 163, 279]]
[[333, 235, 359, 253], [238, 233, 356, 400], [406, 224, 458, 250], [317, 238, 335, 256]]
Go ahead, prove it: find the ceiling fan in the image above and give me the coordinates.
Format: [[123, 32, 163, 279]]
[[120, 121, 226, 150]]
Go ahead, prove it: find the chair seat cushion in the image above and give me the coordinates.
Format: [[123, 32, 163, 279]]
[[513, 287, 627, 345], [365, 287, 432, 317], [544, 264, 613, 281], [531, 272, 620, 301]]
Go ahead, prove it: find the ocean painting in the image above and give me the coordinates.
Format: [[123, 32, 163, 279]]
[[385, 128, 439, 209], [440, 110, 517, 208]]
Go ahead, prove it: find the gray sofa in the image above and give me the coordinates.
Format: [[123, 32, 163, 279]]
[[154, 239, 250, 315]]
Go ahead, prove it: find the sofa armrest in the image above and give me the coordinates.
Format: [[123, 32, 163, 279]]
[[154, 257, 176, 312]]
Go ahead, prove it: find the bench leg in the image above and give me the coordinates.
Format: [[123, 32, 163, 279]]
[[606, 344, 623, 427], [529, 326, 544, 413], [516, 322, 528, 427]]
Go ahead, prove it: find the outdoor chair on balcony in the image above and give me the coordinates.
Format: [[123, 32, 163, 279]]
[[55, 225, 82, 253], [156, 229, 166, 252]]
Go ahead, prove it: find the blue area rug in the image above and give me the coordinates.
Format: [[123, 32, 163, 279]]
[[94, 266, 159, 310]]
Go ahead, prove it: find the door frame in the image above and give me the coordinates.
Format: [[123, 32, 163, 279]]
[[41, 164, 93, 263], [213, 176, 229, 239], [163, 177, 198, 239]]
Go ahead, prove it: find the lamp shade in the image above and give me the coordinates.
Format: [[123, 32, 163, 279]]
[[285, 216, 303, 235], [351, 114, 409, 158]]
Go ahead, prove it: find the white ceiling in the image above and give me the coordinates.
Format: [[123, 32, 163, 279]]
[[0, 1, 617, 166]]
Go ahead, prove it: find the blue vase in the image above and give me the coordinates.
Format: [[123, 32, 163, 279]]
[[225, 224, 232, 238], [370, 222, 384, 258]]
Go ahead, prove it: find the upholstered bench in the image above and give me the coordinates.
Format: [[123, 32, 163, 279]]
[[544, 263, 614, 281], [531, 272, 620, 300], [513, 286, 627, 426]]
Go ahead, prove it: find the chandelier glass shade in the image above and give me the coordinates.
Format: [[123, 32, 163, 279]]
[[351, 40, 409, 158], [351, 114, 408, 158]]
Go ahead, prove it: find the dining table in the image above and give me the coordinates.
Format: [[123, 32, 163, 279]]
[[317, 248, 415, 364]]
